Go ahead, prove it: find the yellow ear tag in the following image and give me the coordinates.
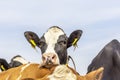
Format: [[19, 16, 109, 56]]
[[72, 38, 78, 50], [1, 65, 6, 71], [72, 38, 78, 46], [30, 39, 37, 48], [29, 39, 39, 53]]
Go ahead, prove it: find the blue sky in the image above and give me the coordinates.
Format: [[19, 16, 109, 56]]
[[0, 0, 120, 74]]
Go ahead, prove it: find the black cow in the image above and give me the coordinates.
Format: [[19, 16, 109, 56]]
[[0, 55, 29, 71], [87, 39, 120, 80], [24, 26, 82, 67]]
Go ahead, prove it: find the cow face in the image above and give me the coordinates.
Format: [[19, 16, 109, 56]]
[[24, 26, 82, 66], [9, 55, 29, 67]]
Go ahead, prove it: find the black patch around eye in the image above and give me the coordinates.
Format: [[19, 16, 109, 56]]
[[57, 35, 68, 43], [57, 35, 68, 46], [39, 41, 45, 47], [54, 35, 68, 64], [58, 41, 67, 46], [39, 37, 45, 47], [39, 37, 47, 53]]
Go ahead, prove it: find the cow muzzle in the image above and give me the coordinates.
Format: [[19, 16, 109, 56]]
[[42, 53, 58, 65]]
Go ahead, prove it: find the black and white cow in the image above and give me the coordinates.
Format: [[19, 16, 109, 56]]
[[87, 39, 120, 80], [0, 55, 29, 71], [0, 58, 10, 71], [24, 26, 82, 66]]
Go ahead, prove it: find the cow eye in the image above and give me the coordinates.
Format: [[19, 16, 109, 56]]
[[58, 41, 67, 45], [39, 41, 46, 48]]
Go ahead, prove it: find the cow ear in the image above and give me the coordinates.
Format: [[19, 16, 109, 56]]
[[67, 30, 83, 48], [0, 58, 10, 71], [24, 31, 40, 49], [86, 67, 104, 80]]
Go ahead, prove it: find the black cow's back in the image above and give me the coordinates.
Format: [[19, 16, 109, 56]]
[[87, 39, 120, 80]]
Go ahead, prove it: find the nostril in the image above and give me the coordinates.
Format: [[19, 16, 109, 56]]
[[42, 56, 46, 61], [52, 55, 56, 59], [52, 56, 55, 59]]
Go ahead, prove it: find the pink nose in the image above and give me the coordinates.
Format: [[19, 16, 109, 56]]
[[42, 53, 57, 65]]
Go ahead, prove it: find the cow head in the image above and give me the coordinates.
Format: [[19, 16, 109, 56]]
[[9, 55, 29, 67], [24, 26, 82, 66]]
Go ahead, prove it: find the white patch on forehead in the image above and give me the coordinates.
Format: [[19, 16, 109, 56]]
[[44, 27, 64, 53], [13, 57, 29, 64], [48, 65, 77, 80]]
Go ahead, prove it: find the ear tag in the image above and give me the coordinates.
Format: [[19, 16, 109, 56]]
[[1, 65, 6, 71], [29, 39, 39, 53], [72, 38, 78, 46], [29, 39, 37, 48], [72, 38, 78, 50]]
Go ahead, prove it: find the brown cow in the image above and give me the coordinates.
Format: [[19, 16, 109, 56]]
[[0, 63, 103, 80]]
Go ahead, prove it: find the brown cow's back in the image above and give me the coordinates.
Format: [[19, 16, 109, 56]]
[[0, 63, 56, 80], [0, 63, 103, 80]]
